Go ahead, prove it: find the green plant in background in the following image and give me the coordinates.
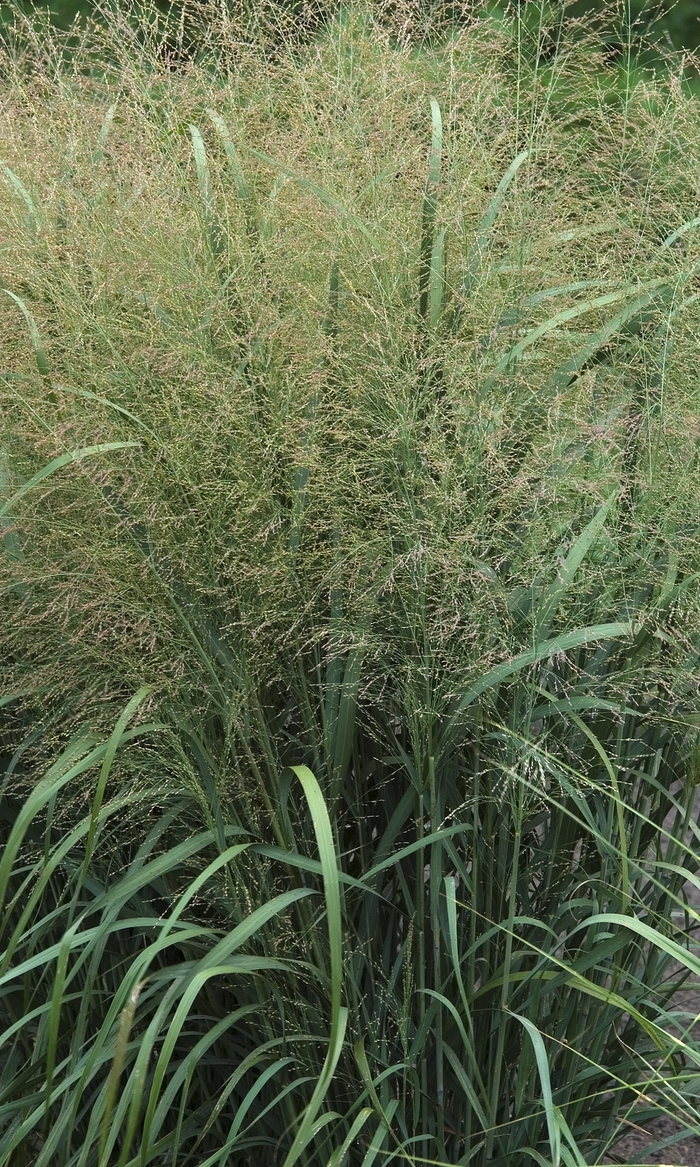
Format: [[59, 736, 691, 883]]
[[2, 3, 700, 1164], [7, 0, 700, 43], [2, 0, 700, 55], [568, 0, 700, 53]]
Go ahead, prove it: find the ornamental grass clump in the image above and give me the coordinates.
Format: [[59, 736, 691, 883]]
[[2, 3, 700, 1164]]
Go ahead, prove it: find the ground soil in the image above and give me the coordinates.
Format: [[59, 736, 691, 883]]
[[607, 1116, 700, 1166]]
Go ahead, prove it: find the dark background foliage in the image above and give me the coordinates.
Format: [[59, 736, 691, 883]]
[[568, 0, 700, 52], [0, 0, 698, 49]]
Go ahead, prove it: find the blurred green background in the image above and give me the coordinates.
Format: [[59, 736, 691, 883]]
[[569, 0, 700, 51], [0, 0, 698, 50]]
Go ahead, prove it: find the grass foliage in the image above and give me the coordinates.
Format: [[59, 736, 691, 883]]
[[3, 3, 700, 1163]]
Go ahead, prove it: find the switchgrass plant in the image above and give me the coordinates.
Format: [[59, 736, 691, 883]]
[[3, 2, 700, 1163]]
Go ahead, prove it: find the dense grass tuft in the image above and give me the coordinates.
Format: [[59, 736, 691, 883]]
[[2, 3, 700, 1164]]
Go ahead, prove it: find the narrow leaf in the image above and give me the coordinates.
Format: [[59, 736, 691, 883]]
[[461, 149, 528, 297], [3, 289, 51, 380], [190, 123, 225, 263], [1, 163, 38, 231], [92, 103, 117, 164], [538, 492, 618, 633], [481, 281, 669, 394], [80, 686, 153, 886], [0, 442, 140, 521], [428, 227, 446, 331], [207, 109, 258, 243], [510, 1012, 560, 1167], [419, 97, 442, 322], [445, 621, 633, 737]]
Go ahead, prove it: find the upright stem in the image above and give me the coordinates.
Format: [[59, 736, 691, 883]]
[[429, 756, 445, 1160], [416, 785, 428, 1139], [485, 782, 523, 1160], [466, 719, 481, 1152]]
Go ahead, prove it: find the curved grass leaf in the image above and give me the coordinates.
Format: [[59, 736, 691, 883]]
[[510, 1012, 560, 1167], [189, 123, 226, 265], [444, 621, 633, 740], [3, 290, 51, 381], [92, 103, 117, 165], [98, 983, 142, 1167], [460, 148, 529, 299], [0, 442, 140, 521], [480, 281, 669, 394], [0, 164, 38, 232], [282, 765, 346, 1167], [207, 109, 257, 243], [80, 686, 153, 887], [241, 144, 378, 250], [537, 492, 618, 636]]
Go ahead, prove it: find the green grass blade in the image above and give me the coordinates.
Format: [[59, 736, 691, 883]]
[[80, 686, 153, 887], [419, 97, 442, 324], [224, 1056, 296, 1144], [573, 912, 700, 980], [92, 103, 117, 164], [158, 842, 251, 940], [353, 1038, 405, 1162], [359, 824, 470, 885], [662, 214, 700, 249], [242, 146, 378, 250], [86, 829, 243, 918], [287, 765, 343, 1027], [326, 1108, 374, 1167], [0, 732, 107, 927], [57, 386, 159, 441], [428, 227, 446, 332], [208, 111, 251, 203], [0, 163, 38, 232], [510, 1012, 561, 1167], [329, 648, 363, 804], [143, 1010, 256, 1167], [480, 281, 669, 393], [444, 621, 632, 740], [43, 920, 80, 1134], [478, 150, 529, 235], [441, 1041, 489, 1131], [537, 492, 618, 634], [3, 289, 51, 381], [173, 1038, 301, 1164], [253, 844, 377, 896], [546, 286, 673, 392], [139, 948, 313, 1163], [189, 123, 225, 264], [566, 711, 629, 912], [0, 442, 140, 521], [207, 109, 258, 243], [461, 148, 528, 298], [0, 795, 133, 981], [190, 122, 214, 215], [444, 876, 474, 1032], [359, 1101, 399, 1167], [115, 985, 184, 1167], [281, 766, 346, 1167]]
